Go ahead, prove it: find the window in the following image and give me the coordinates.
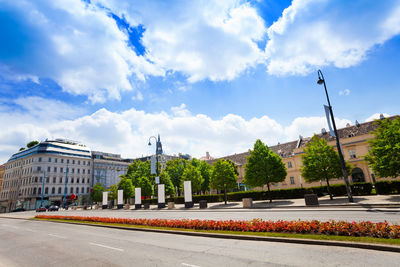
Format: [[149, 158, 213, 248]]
[[45, 187, 48, 194], [83, 161, 86, 165], [51, 187, 55, 194], [87, 161, 90, 166], [71, 178, 74, 184], [60, 167, 63, 173], [77, 178, 80, 184], [87, 178, 90, 184], [88, 170, 90, 174], [82, 187, 84, 194], [72, 168, 75, 174], [38, 157, 42, 162], [58, 187, 62, 194], [87, 187, 89, 193], [349, 149, 357, 159], [287, 162, 293, 168], [48, 157, 51, 162], [47, 166, 51, 172], [78, 160, 80, 165], [59, 177, 63, 183], [38, 188, 41, 194], [53, 177, 56, 183], [82, 178, 85, 184], [39, 177, 42, 183], [46, 177, 49, 183], [33, 188, 37, 195], [67, 159, 69, 164], [76, 187, 79, 194], [290, 177, 295, 184], [83, 169, 85, 174], [70, 187, 73, 193], [61, 159, 64, 163], [73, 160, 75, 164], [37, 166, 41, 171], [77, 169, 80, 174]]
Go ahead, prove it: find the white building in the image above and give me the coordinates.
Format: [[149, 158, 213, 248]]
[[92, 151, 131, 188], [0, 139, 92, 211]]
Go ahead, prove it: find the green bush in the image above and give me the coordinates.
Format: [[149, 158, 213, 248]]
[[351, 182, 373, 195], [374, 180, 400, 194]]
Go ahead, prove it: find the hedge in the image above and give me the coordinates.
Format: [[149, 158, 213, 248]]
[[141, 182, 373, 204], [374, 180, 400, 195]]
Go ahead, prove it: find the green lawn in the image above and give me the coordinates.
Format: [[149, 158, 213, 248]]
[[32, 217, 400, 246]]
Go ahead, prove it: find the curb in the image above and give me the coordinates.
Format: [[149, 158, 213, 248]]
[[5, 216, 399, 253]]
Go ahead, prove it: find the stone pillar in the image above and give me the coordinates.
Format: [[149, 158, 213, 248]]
[[158, 184, 165, 208], [117, 190, 123, 209], [184, 181, 193, 208], [102, 191, 108, 209], [135, 188, 142, 209]]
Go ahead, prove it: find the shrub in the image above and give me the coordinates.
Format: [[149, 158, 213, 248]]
[[374, 180, 400, 195]]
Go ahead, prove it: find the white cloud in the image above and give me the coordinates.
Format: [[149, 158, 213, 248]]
[[265, 0, 400, 75], [1, 0, 162, 103], [339, 89, 351, 96], [93, 0, 267, 83], [0, 100, 360, 164], [364, 113, 391, 122]]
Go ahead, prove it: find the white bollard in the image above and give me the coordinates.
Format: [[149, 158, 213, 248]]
[[184, 181, 193, 208], [102, 191, 108, 209], [158, 184, 165, 208], [117, 190, 123, 209], [135, 188, 142, 209]]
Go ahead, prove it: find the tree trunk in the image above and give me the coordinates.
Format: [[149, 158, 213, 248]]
[[267, 183, 272, 203], [326, 178, 333, 200], [224, 186, 227, 205]]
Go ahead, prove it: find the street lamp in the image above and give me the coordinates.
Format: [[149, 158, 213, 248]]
[[317, 70, 354, 202], [148, 135, 163, 177]]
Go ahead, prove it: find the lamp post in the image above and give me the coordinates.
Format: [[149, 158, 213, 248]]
[[317, 70, 354, 202], [148, 135, 163, 196]]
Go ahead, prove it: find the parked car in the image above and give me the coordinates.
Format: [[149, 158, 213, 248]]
[[48, 205, 59, 211], [12, 207, 26, 212], [36, 207, 47, 212]]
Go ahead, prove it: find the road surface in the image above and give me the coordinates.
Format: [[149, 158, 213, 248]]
[[0, 217, 400, 266]]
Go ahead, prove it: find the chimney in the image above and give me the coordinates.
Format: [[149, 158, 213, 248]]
[[346, 123, 351, 127]]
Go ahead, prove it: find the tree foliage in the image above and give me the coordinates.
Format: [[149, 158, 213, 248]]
[[199, 160, 213, 193], [123, 160, 151, 186], [93, 183, 106, 203], [365, 117, 400, 178], [19, 147, 25, 151], [27, 141, 39, 148], [300, 135, 351, 200], [165, 158, 187, 195], [139, 176, 154, 198], [244, 139, 287, 202], [182, 164, 203, 193], [107, 185, 118, 200], [210, 159, 237, 204], [117, 178, 134, 201], [158, 170, 175, 196]]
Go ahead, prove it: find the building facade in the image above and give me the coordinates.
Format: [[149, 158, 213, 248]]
[[92, 151, 131, 188], [208, 116, 400, 191], [0, 139, 92, 211]]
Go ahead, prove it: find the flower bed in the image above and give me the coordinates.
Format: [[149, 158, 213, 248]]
[[35, 215, 400, 239]]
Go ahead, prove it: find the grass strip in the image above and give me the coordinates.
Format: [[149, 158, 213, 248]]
[[32, 217, 400, 246]]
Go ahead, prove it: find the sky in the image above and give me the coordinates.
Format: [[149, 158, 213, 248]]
[[0, 0, 399, 163]]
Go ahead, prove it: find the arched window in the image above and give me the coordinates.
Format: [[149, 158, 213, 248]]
[[51, 187, 55, 194], [45, 187, 48, 194], [352, 168, 365, 183], [70, 187, 73, 194], [33, 188, 37, 195], [58, 187, 62, 194], [76, 187, 79, 194], [38, 187, 41, 194]]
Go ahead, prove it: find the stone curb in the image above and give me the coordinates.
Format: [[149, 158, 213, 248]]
[[4, 216, 400, 253]]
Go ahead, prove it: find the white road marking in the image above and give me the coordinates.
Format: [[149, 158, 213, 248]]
[[89, 242, 124, 252], [182, 263, 201, 267], [48, 233, 66, 239]]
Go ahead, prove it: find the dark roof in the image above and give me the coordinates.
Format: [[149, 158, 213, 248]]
[[210, 115, 399, 164]]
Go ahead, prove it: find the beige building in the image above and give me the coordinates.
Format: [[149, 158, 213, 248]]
[[208, 115, 399, 191]]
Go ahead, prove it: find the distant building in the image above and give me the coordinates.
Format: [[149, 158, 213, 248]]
[[208, 115, 400, 191], [0, 139, 92, 211], [92, 151, 132, 188], [0, 165, 4, 212], [199, 152, 214, 161]]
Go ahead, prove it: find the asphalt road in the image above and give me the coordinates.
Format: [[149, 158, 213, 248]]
[[9, 206, 400, 224], [1, 218, 400, 267]]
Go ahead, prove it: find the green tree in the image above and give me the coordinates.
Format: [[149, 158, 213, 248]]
[[199, 161, 213, 194], [300, 135, 351, 200], [123, 160, 151, 186], [223, 159, 239, 176], [210, 159, 237, 204], [165, 158, 187, 195], [117, 178, 134, 202], [365, 117, 400, 178], [182, 164, 203, 194], [244, 139, 287, 203], [158, 170, 175, 196], [139, 176, 154, 198], [107, 185, 118, 201], [19, 147, 25, 151], [93, 183, 106, 203], [27, 141, 39, 148]]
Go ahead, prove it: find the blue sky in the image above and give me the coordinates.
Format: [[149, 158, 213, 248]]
[[0, 0, 399, 163]]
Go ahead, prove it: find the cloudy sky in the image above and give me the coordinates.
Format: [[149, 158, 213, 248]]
[[0, 0, 399, 163]]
